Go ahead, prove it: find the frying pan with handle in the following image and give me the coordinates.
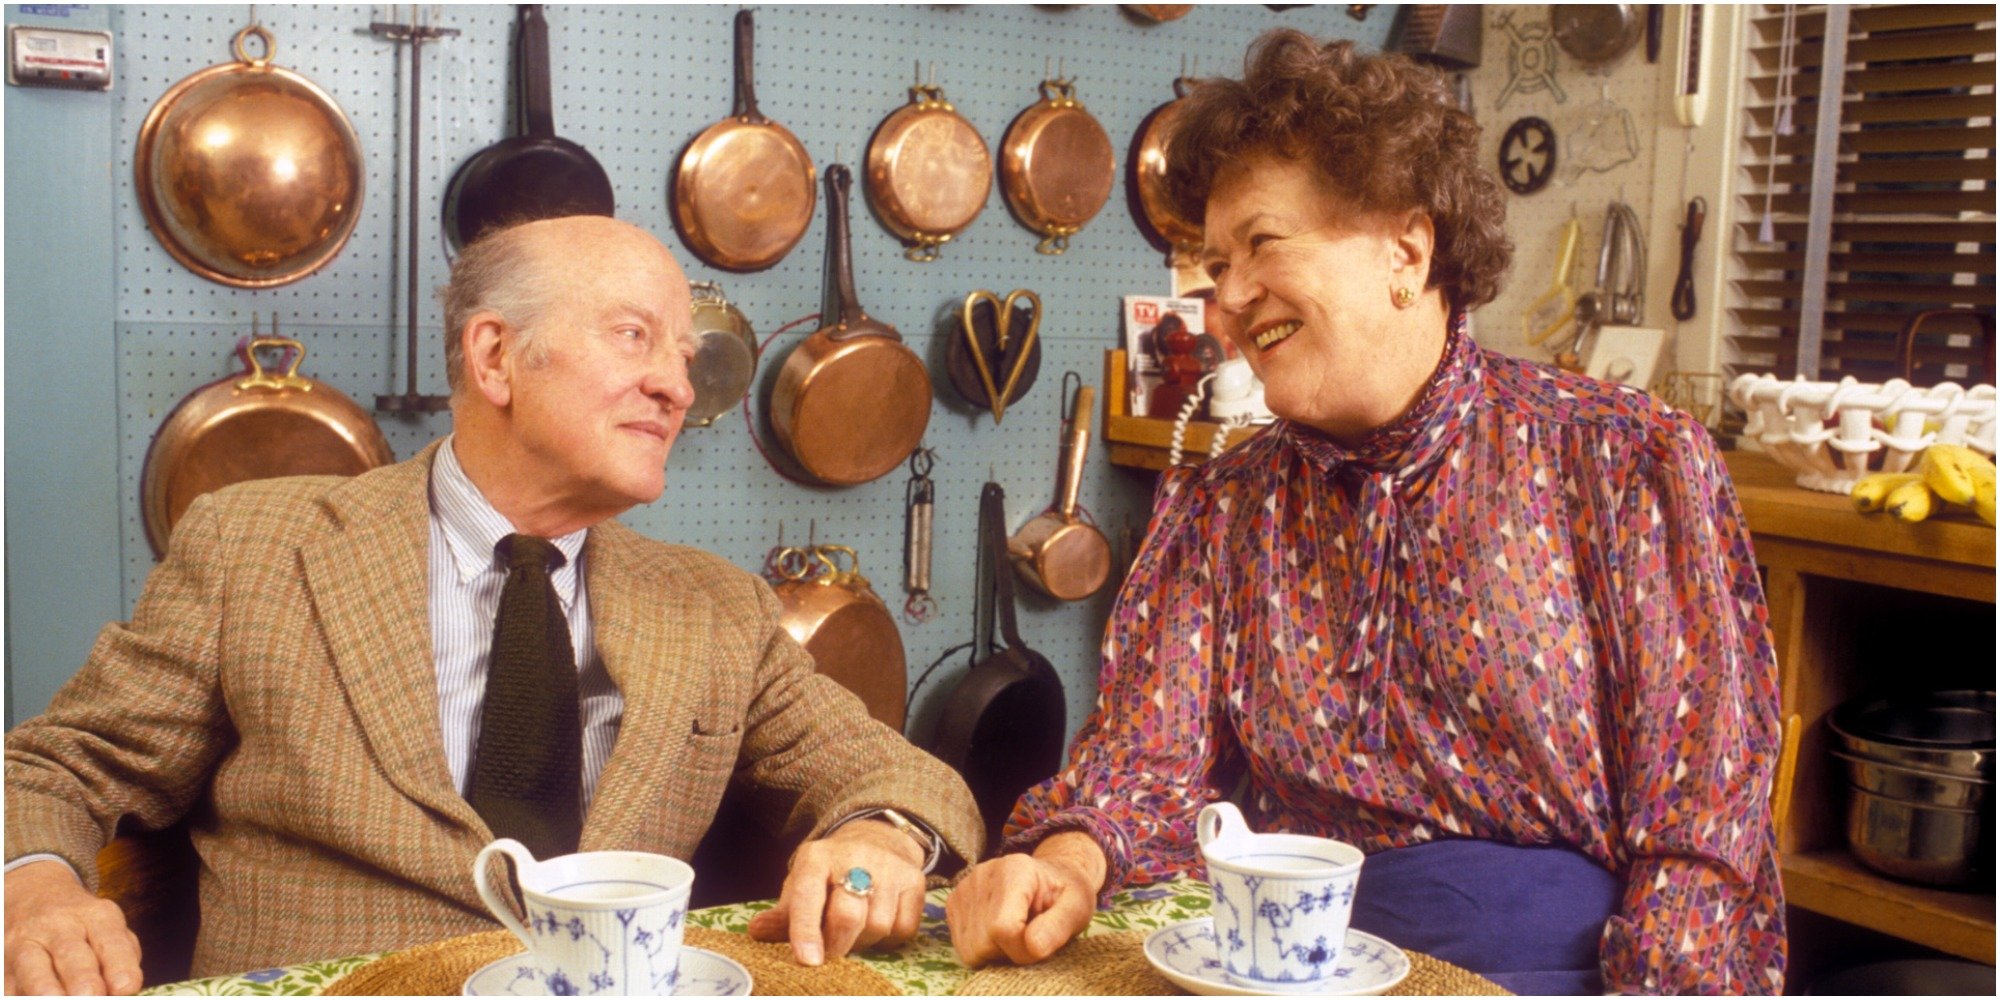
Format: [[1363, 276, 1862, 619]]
[[923, 482, 1068, 850], [442, 4, 613, 250]]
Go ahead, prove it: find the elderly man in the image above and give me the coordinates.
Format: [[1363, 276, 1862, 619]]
[[5, 216, 981, 995]]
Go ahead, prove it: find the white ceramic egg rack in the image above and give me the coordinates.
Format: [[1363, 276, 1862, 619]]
[[1729, 374, 1997, 494]]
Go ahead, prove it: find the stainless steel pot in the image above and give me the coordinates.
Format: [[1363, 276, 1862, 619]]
[[685, 281, 758, 428], [1845, 783, 1987, 887], [1829, 691, 1995, 776], [1832, 750, 1990, 811]]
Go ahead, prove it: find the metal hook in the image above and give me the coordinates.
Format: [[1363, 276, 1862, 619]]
[[908, 446, 935, 479], [1060, 371, 1082, 424]]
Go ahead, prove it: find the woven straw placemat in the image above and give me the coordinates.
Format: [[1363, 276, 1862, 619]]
[[321, 926, 900, 996], [952, 930, 1509, 996]]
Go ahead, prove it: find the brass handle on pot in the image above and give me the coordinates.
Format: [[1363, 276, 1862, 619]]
[[230, 24, 275, 69], [1059, 384, 1095, 519], [238, 336, 316, 393]]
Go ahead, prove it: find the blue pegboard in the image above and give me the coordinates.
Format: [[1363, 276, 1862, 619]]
[[103, 4, 1391, 744]]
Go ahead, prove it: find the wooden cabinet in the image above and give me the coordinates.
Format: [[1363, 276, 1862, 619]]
[[1725, 451, 1995, 963], [1101, 349, 1259, 471]]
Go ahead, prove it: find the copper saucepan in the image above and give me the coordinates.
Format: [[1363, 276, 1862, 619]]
[[685, 280, 759, 428], [1130, 75, 1202, 256], [1009, 379, 1110, 601], [142, 325, 394, 558], [135, 24, 364, 288], [769, 164, 933, 486], [999, 75, 1115, 255], [865, 75, 992, 262], [768, 545, 908, 732], [673, 9, 816, 272]]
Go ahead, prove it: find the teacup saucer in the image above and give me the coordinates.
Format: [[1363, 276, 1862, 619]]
[[462, 946, 752, 996], [1143, 917, 1410, 996]]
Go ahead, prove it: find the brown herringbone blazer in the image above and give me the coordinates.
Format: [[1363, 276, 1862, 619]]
[[5, 441, 981, 977]]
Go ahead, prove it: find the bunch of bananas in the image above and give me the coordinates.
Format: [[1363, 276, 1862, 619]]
[[1851, 444, 1997, 525]]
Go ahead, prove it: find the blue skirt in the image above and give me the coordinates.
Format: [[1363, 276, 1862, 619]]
[[1349, 839, 1620, 995]]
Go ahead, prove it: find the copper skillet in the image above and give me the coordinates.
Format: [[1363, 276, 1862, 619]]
[[770, 164, 933, 486], [1129, 75, 1203, 256], [141, 322, 393, 558], [673, 9, 815, 272], [999, 73, 1115, 255], [865, 71, 992, 262]]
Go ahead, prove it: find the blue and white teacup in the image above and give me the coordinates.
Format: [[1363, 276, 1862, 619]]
[[474, 838, 695, 997], [1196, 802, 1365, 992]]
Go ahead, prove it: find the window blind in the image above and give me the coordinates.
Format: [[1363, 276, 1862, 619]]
[[1731, 4, 1995, 385]]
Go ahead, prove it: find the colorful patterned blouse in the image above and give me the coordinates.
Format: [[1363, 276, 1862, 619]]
[[1004, 326, 1787, 994]]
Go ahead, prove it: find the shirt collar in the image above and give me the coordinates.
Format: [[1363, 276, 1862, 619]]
[[1281, 312, 1484, 479], [430, 435, 588, 602]]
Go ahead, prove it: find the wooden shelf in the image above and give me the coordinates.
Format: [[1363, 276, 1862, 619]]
[[1783, 850, 1994, 963], [1726, 450, 1995, 965], [1100, 349, 1262, 471]]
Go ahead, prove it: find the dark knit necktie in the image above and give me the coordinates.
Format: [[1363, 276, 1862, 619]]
[[468, 534, 583, 858]]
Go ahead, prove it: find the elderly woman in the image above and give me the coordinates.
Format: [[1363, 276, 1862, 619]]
[[946, 30, 1785, 995]]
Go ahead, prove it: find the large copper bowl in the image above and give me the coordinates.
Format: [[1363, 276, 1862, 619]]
[[135, 26, 364, 288]]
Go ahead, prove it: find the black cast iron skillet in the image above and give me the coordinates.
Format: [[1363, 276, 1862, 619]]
[[924, 481, 1068, 850], [443, 5, 614, 249]]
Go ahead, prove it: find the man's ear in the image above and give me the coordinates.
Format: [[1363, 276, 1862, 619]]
[[461, 312, 514, 408], [1390, 210, 1437, 288]]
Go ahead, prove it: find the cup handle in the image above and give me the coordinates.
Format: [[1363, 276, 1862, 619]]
[[1197, 801, 1249, 854], [474, 838, 538, 948]]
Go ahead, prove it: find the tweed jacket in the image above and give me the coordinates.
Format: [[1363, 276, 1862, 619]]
[[6, 441, 982, 977]]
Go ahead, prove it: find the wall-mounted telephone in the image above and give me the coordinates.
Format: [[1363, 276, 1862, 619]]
[[1674, 4, 1713, 127]]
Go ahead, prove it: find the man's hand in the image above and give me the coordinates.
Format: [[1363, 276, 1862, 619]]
[[746, 818, 927, 966], [945, 831, 1106, 968], [4, 860, 143, 996]]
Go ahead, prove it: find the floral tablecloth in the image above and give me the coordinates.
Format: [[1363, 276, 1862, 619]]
[[143, 878, 1213, 996]]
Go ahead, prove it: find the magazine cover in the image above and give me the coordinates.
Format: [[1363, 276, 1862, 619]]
[[1123, 294, 1215, 418]]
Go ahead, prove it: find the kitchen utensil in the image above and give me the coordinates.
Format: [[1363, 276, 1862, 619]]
[[1844, 783, 1987, 887], [1829, 691, 1995, 776], [1497, 116, 1557, 195], [903, 449, 937, 623], [1833, 750, 1990, 811], [685, 280, 759, 428], [923, 482, 1067, 848], [1388, 4, 1484, 69], [673, 10, 815, 272], [1198, 801, 1367, 990], [1123, 4, 1194, 22], [135, 23, 364, 288], [142, 321, 394, 558], [999, 71, 1115, 255], [372, 10, 456, 414], [768, 545, 908, 731], [1009, 377, 1111, 602], [769, 164, 933, 486], [865, 69, 991, 262], [1551, 4, 1643, 68], [1670, 197, 1705, 322], [1130, 74, 1202, 255], [1525, 214, 1582, 346], [946, 289, 1043, 424], [442, 5, 613, 250], [473, 839, 695, 996]]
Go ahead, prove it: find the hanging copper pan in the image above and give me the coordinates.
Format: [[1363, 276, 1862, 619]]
[[999, 75, 1115, 255], [768, 545, 908, 732], [135, 24, 364, 288], [1130, 75, 1203, 256], [769, 164, 933, 486], [865, 77, 992, 262], [1009, 379, 1111, 601], [142, 325, 393, 558], [673, 9, 816, 272]]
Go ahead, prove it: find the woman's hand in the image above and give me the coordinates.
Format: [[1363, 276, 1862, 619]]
[[945, 831, 1107, 968], [747, 818, 927, 966]]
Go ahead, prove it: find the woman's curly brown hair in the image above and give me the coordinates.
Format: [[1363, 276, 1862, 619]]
[[1167, 30, 1512, 312]]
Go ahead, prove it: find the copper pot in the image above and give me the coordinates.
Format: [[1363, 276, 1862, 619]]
[[999, 76, 1115, 255], [685, 280, 759, 429], [142, 329, 393, 558], [1130, 76, 1202, 255], [769, 546, 908, 732], [1009, 381, 1110, 601], [134, 25, 364, 288], [865, 80, 992, 262]]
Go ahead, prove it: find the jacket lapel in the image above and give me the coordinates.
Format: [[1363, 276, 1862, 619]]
[[581, 520, 714, 851], [302, 440, 483, 832]]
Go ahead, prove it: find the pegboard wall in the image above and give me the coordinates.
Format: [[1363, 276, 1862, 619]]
[[62, 5, 1394, 741], [1471, 4, 1670, 361]]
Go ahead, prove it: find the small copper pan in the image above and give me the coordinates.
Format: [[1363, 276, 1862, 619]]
[[1130, 75, 1202, 256], [769, 164, 933, 486], [673, 9, 816, 272], [999, 74, 1115, 255], [141, 322, 393, 558], [1009, 378, 1110, 601], [769, 545, 907, 732], [866, 73, 992, 262]]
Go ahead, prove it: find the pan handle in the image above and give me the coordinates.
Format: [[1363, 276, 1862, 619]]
[[732, 9, 769, 124], [981, 482, 1031, 652], [1057, 383, 1096, 518], [517, 5, 556, 139]]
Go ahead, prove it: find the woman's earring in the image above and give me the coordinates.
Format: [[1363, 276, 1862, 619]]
[[1392, 286, 1416, 308]]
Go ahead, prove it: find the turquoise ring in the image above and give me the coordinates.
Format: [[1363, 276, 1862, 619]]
[[839, 866, 875, 898]]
